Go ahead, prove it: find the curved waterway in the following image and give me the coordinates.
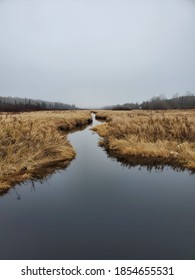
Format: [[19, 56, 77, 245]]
[[0, 114, 195, 260]]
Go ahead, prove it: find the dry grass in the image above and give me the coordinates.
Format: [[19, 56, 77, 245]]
[[0, 110, 92, 190], [93, 110, 195, 171]]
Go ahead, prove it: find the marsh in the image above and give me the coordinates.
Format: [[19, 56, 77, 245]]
[[0, 114, 195, 260]]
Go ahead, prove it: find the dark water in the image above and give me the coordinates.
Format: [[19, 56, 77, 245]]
[[0, 115, 195, 260]]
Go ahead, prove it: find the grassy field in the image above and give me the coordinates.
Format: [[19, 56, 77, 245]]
[[1, 109, 195, 191], [0, 110, 92, 191], [92, 110, 195, 171]]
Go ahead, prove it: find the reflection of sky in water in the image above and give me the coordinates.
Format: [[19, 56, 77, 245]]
[[0, 115, 195, 260]]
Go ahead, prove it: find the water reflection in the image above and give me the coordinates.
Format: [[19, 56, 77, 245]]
[[106, 151, 189, 173]]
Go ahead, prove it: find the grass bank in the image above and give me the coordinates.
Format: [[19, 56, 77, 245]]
[[92, 110, 195, 171], [0, 110, 92, 191]]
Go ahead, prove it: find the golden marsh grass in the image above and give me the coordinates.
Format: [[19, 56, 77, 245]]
[[92, 110, 195, 171], [0, 110, 91, 190]]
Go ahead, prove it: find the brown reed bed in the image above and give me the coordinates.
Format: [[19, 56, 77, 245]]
[[0, 110, 92, 191], [92, 110, 195, 171]]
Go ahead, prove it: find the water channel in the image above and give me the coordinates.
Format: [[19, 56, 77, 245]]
[[0, 114, 195, 260]]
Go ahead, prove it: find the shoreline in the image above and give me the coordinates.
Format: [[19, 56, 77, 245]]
[[92, 110, 195, 173], [0, 110, 92, 192]]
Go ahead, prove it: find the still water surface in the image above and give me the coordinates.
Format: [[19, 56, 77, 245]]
[[0, 115, 195, 260]]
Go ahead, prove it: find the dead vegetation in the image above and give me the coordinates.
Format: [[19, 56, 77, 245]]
[[0, 110, 92, 190], [92, 110, 195, 171]]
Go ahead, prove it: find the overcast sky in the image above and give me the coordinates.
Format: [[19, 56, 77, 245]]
[[0, 0, 195, 107]]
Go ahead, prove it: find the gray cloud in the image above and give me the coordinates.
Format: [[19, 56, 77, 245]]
[[0, 0, 195, 107]]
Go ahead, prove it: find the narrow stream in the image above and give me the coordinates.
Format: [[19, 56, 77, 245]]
[[0, 114, 195, 260]]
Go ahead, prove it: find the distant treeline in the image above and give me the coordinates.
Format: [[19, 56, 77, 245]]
[[0, 96, 77, 112], [105, 93, 195, 110]]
